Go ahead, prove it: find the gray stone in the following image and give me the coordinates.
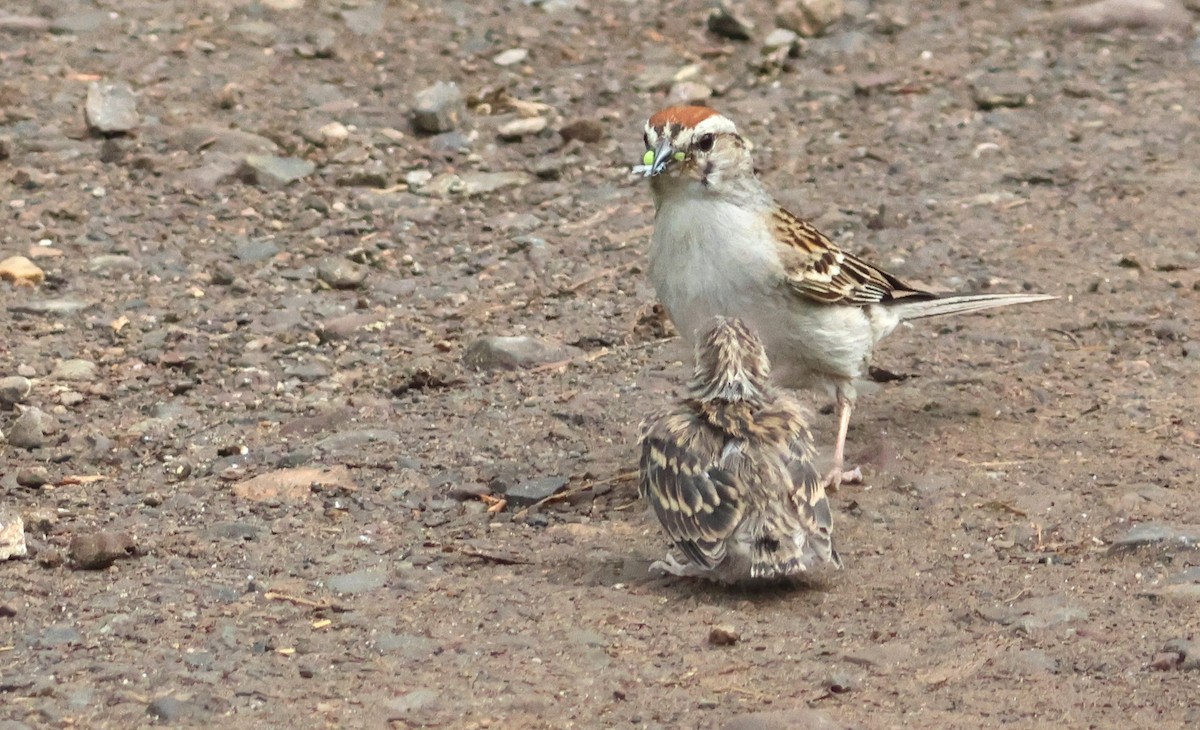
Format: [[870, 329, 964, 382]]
[[558, 119, 604, 144], [387, 688, 438, 716], [0, 376, 32, 405], [708, 4, 755, 40], [463, 336, 580, 370], [412, 82, 465, 134], [1047, 0, 1191, 33], [971, 73, 1034, 110], [1109, 523, 1200, 554], [147, 696, 193, 722], [341, 4, 383, 35], [0, 14, 49, 33], [5, 406, 47, 449], [204, 521, 261, 541], [978, 595, 1088, 632], [776, 0, 844, 37], [317, 257, 368, 289], [16, 466, 50, 487], [230, 20, 279, 44], [50, 11, 110, 34], [0, 510, 27, 560], [326, 568, 387, 594], [493, 48, 529, 66], [87, 254, 138, 274], [39, 624, 82, 646], [51, 358, 98, 382], [504, 476, 568, 507], [497, 116, 548, 140], [239, 155, 315, 188], [427, 131, 471, 153], [419, 171, 534, 198], [69, 531, 137, 569], [85, 82, 140, 135], [763, 27, 800, 51], [7, 299, 91, 315], [234, 239, 280, 263], [176, 126, 279, 155], [722, 708, 839, 730]]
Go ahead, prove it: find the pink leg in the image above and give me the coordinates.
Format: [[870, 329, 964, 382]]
[[825, 388, 863, 491]]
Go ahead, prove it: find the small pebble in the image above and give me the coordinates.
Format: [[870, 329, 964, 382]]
[[16, 466, 51, 488], [317, 257, 368, 289], [708, 625, 740, 646], [0, 510, 28, 560], [85, 81, 140, 135], [5, 406, 48, 449], [708, 4, 755, 40], [69, 531, 138, 569], [0, 376, 32, 405], [412, 81, 465, 134]]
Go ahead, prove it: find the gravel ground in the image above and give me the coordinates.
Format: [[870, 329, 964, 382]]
[[2, 1, 1199, 728]]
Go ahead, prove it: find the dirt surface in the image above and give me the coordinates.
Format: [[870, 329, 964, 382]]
[[3, 0, 1200, 727]]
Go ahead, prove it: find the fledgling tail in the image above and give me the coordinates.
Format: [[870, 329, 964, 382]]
[[891, 292, 1057, 322]]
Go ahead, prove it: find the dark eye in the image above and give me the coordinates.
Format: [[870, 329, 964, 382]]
[[695, 133, 715, 152]]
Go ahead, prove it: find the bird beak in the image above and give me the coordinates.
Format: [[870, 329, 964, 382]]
[[632, 137, 679, 177]]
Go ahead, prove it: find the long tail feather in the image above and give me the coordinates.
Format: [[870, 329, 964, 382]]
[[891, 292, 1057, 321]]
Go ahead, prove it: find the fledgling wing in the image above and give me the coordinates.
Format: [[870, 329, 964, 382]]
[[639, 410, 744, 570], [770, 207, 936, 307], [784, 426, 841, 569]]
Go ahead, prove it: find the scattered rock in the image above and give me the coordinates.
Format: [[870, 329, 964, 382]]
[[763, 27, 800, 51], [0, 510, 27, 560], [316, 257, 368, 289], [4, 406, 48, 449], [493, 48, 529, 66], [147, 695, 195, 722], [498, 116, 548, 140], [419, 171, 534, 198], [85, 81, 140, 135], [177, 125, 279, 155], [16, 466, 50, 488], [50, 11, 110, 34], [1108, 523, 1200, 554], [708, 625, 740, 646], [1149, 638, 1200, 671], [504, 476, 569, 507], [232, 465, 357, 502], [668, 81, 715, 105], [559, 119, 604, 144], [298, 28, 338, 58], [239, 155, 316, 188], [708, 4, 755, 40], [318, 121, 350, 144], [0, 255, 45, 286], [7, 299, 91, 316], [341, 3, 383, 35], [462, 336, 581, 370], [978, 594, 1088, 632], [69, 531, 138, 569], [776, 0, 844, 37], [412, 82, 465, 135], [722, 708, 838, 730], [387, 688, 439, 716], [51, 358, 98, 382], [1045, 0, 1190, 33], [971, 73, 1034, 110], [0, 14, 51, 33], [326, 568, 387, 594], [0, 376, 32, 405]]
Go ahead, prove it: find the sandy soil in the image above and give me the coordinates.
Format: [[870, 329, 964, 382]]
[[2, 1, 1199, 728]]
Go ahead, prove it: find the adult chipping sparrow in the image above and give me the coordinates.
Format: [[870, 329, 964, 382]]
[[639, 316, 841, 582], [634, 105, 1056, 489]]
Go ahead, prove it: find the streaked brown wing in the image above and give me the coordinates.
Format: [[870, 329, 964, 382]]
[[639, 413, 744, 569], [770, 207, 934, 306]]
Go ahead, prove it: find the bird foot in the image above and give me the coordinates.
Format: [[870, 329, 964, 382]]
[[649, 554, 696, 577], [823, 466, 863, 493]]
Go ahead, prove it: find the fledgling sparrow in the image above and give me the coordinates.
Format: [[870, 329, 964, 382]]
[[634, 106, 1056, 489], [638, 316, 841, 582]]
